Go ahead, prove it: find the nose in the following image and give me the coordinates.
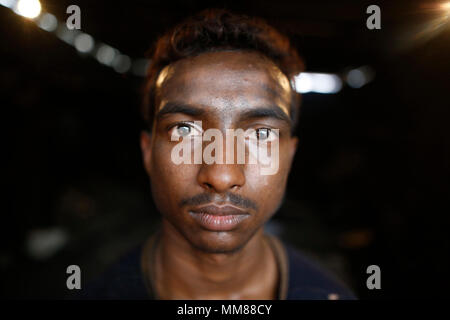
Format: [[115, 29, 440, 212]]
[[197, 163, 245, 193]]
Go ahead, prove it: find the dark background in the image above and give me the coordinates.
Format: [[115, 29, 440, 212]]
[[2, 0, 449, 299]]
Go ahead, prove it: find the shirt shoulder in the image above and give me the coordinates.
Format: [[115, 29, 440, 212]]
[[284, 242, 357, 300], [72, 243, 150, 300]]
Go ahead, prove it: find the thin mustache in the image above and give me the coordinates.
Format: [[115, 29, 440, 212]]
[[179, 192, 258, 211]]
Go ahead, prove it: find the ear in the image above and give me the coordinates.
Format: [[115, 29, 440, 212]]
[[140, 130, 153, 176]]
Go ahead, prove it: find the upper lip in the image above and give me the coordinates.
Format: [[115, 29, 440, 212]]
[[190, 204, 249, 216]]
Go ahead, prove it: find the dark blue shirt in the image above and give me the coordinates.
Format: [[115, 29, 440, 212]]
[[77, 238, 356, 300]]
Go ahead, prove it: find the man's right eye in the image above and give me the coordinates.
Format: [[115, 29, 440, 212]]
[[169, 122, 202, 139]]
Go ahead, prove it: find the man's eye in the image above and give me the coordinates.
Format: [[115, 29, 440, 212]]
[[169, 122, 202, 139], [176, 124, 192, 137], [255, 128, 272, 140]]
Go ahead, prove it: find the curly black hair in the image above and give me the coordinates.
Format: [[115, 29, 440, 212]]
[[141, 8, 305, 132]]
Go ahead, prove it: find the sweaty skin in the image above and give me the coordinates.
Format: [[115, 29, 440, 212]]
[[140, 50, 298, 299]]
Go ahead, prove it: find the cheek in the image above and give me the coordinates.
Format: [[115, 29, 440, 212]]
[[150, 141, 197, 210], [245, 140, 293, 215], [245, 165, 289, 215]]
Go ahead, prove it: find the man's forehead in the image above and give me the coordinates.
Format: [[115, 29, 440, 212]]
[[155, 51, 293, 116]]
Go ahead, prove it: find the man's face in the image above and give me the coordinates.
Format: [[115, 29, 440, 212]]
[[141, 51, 298, 253]]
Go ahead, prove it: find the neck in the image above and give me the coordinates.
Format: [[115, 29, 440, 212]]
[[153, 219, 278, 299]]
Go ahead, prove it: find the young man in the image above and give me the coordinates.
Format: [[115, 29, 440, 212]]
[[81, 9, 356, 300]]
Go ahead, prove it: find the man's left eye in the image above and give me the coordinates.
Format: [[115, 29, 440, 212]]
[[176, 124, 192, 137], [255, 128, 272, 140]]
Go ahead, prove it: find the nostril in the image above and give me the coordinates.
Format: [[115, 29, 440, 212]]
[[203, 183, 214, 190], [197, 164, 246, 193]]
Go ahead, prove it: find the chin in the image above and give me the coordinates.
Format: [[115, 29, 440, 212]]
[[189, 230, 253, 254]]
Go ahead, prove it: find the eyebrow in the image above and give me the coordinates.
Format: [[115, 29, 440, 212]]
[[239, 106, 292, 125], [156, 101, 206, 119], [156, 101, 291, 126]]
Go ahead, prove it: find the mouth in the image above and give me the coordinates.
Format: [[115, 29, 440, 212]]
[[188, 204, 250, 231]]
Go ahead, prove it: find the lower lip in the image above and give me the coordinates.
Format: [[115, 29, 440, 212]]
[[189, 212, 249, 231]]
